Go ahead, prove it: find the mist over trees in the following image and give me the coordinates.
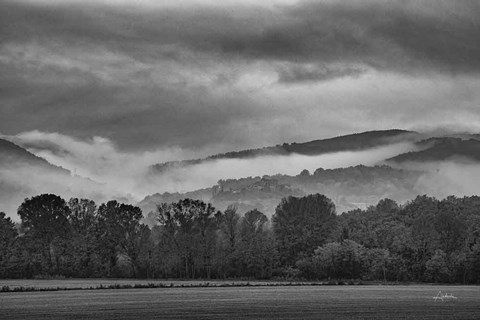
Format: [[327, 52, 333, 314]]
[[1, 193, 480, 283]]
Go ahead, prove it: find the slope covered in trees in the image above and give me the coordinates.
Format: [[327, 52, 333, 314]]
[[139, 165, 422, 219], [0, 139, 69, 171], [151, 130, 417, 172], [388, 137, 480, 163]]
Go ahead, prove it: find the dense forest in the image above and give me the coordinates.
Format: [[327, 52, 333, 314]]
[[1, 193, 480, 283]]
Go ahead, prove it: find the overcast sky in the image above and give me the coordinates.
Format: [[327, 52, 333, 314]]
[[2, 0, 480, 155]]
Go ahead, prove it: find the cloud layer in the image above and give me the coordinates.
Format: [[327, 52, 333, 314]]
[[1, 0, 480, 153]]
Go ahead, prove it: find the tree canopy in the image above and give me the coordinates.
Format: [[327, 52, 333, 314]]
[[273, 194, 337, 266], [0, 193, 479, 283]]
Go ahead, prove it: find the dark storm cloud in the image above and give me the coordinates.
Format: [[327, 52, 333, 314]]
[[212, 0, 480, 75], [0, 68, 265, 149], [3, 0, 480, 74], [1, 0, 480, 150]]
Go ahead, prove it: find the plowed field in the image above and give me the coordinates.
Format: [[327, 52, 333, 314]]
[[1, 284, 479, 319]]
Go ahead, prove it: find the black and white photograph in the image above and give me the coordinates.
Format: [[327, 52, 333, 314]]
[[1, 0, 480, 318]]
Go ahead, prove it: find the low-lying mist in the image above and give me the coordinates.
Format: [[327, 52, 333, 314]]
[[148, 142, 418, 192], [408, 161, 480, 199], [10, 131, 417, 193], [0, 164, 118, 220], [3, 130, 480, 220]]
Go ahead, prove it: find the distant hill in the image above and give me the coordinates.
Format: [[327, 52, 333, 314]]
[[139, 164, 423, 224], [0, 138, 70, 173], [152, 129, 418, 172], [387, 137, 480, 163]]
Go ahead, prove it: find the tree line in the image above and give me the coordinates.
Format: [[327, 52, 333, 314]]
[[0, 193, 479, 283]]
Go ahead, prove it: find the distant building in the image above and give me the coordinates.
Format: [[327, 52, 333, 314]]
[[248, 177, 279, 191]]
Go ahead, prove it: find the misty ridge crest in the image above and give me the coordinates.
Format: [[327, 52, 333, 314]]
[[151, 129, 417, 172], [0, 138, 69, 173], [2, 129, 480, 221], [387, 136, 480, 163]]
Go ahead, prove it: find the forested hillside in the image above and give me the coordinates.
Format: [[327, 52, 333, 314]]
[[0, 138, 70, 172], [388, 137, 480, 163], [139, 165, 423, 219], [151, 130, 417, 172]]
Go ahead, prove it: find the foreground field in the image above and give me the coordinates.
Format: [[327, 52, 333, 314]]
[[1, 285, 479, 319]]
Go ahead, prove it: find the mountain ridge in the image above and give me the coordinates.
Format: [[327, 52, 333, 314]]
[[387, 136, 480, 163], [152, 129, 418, 172], [0, 138, 70, 174]]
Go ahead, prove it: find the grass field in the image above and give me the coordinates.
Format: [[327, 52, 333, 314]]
[[1, 283, 479, 319]]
